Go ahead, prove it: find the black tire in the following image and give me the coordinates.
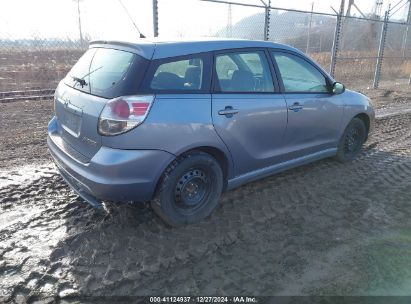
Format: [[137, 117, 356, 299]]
[[151, 151, 224, 227], [335, 117, 367, 163]]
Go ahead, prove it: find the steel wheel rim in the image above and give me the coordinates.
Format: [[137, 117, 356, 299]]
[[174, 168, 210, 210]]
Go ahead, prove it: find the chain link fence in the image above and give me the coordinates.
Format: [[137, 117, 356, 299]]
[[157, 0, 265, 39], [0, 0, 153, 94], [267, 9, 337, 78], [379, 20, 411, 86], [1, 0, 411, 96]]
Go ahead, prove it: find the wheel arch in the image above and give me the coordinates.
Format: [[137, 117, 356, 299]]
[[153, 145, 233, 198], [186, 146, 231, 190], [354, 112, 370, 139]]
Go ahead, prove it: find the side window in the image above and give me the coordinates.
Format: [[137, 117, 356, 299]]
[[150, 57, 203, 91], [215, 51, 274, 93], [216, 55, 238, 81], [272, 52, 329, 93]]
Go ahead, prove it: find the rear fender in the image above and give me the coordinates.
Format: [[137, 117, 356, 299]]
[[101, 95, 235, 179]]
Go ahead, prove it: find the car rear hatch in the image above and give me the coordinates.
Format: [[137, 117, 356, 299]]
[[53, 45, 151, 160], [54, 85, 107, 159]]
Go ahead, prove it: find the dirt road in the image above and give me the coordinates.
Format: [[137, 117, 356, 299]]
[[0, 89, 411, 302]]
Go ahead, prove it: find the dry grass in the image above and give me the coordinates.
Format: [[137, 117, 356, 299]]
[[0, 48, 410, 92], [0, 48, 84, 91], [310, 50, 411, 86]]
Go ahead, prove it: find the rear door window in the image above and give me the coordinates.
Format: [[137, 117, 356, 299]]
[[214, 51, 274, 93]]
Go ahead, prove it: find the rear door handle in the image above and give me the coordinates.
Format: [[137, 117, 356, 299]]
[[288, 102, 303, 111], [218, 106, 239, 117]]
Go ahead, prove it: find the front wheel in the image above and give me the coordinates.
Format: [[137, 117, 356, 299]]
[[151, 151, 223, 227], [335, 117, 367, 163]]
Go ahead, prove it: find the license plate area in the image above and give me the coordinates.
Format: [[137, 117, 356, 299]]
[[61, 101, 83, 137]]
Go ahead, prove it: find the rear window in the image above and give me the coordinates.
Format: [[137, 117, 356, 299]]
[[65, 48, 146, 98]]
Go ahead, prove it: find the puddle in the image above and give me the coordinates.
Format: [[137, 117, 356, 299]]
[[0, 162, 56, 189]]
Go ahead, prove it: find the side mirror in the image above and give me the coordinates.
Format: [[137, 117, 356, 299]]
[[332, 82, 345, 94]]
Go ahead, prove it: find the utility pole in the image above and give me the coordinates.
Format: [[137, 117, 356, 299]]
[[373, 0, 383, 18], [346, 0, 354, 16]]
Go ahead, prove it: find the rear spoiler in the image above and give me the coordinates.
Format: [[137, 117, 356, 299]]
[[89, 40, 155, 60]]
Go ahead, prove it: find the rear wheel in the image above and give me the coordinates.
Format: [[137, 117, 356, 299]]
[[151, 151, 223, 227], [335, 117, 367, 163]]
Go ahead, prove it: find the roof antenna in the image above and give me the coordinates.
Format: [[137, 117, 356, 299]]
[[118, 0, 146, 38]]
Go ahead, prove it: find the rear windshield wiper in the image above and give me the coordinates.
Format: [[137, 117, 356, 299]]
[[71, 66, 103, 88], [71, 76, 87, 88]]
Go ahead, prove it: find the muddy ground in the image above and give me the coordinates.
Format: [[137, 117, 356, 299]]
[[0, 85, 411, 303]]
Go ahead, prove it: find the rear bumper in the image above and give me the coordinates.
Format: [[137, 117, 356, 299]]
[[47, 117, 174, 205]]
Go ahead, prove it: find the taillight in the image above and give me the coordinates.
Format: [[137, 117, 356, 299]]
[[98, 95, 154, 136]]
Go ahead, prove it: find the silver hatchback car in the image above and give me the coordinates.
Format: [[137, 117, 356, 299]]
[[48, 38, 374, 226]]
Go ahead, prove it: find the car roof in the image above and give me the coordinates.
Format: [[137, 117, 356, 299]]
[[89, 37, 303, 60]]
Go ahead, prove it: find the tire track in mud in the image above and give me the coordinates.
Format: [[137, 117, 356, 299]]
[[0, 113, 410, 301]]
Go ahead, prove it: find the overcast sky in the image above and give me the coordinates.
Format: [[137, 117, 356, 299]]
[[0, 0, 408, 40]]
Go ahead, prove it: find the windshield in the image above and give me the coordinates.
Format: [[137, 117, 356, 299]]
[[65, 48, 136, 98]]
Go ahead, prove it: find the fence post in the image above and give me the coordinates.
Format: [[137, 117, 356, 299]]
[[373, 9, 389, 89], [329, 0, 345, 77], [76, 0, 84, 47], [263, 0, 271, 41], [306, 2, 314, 53], [401, 0, 411, 57], [153, 0, 159, 37]]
